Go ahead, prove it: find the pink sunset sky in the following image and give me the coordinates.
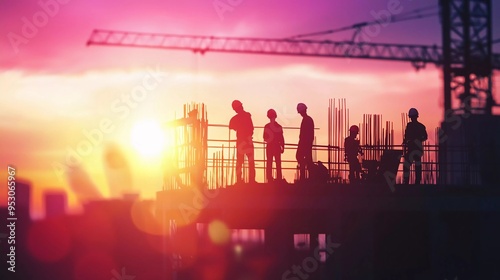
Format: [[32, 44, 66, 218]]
[[1, 0, 500, 217]]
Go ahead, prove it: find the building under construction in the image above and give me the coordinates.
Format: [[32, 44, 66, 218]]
[[153, 97, 500, 279], [86, 0, 500, 279]]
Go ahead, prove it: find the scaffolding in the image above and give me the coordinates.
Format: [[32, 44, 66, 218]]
[[162, 102, 457, 189], [162, 103, 208, 190]]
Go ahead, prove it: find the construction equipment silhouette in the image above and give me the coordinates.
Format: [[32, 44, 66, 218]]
[[87, 0, 500, 186]]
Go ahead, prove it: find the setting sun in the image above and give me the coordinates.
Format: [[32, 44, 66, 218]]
[[130, 120, 166, 157]]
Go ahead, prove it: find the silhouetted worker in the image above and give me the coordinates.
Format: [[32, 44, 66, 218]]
[[310, 161, 329, 184], [344, 125, 363, 183], [403, 108, 427, 184], [296, 103, 314, 181], [264, 109, 285, 182], [229, 100, 256, 183]]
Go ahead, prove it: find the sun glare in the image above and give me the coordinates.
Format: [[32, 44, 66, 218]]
[[130, 120, 166, 157]]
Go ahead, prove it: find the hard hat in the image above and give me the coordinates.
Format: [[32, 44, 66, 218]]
[[297, 103, 307, 112], [267, 109, 277, 118], [349, 125, 359, 133], [408, 108, 419, 118], [232, 100, 243, 110]]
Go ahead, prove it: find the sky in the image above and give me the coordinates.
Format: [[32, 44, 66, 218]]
[[1, 0, 500, 218]]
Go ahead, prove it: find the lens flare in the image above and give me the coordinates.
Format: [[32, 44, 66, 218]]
[[208, 220, 230, 245]]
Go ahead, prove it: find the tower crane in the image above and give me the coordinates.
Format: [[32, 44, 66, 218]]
[[87, 0, 500, 118], [86, 0, 500, 185]]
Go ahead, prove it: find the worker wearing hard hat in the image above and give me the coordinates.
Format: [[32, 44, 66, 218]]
[[296, 103, 315, 181], [263, 109, 285, 182], [344, 125, 363, 183], [229, 100, 256, 184], [403, 108, 428, 184]]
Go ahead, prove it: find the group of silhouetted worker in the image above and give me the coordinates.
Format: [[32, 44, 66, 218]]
[[229, 100, 427, 185]]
